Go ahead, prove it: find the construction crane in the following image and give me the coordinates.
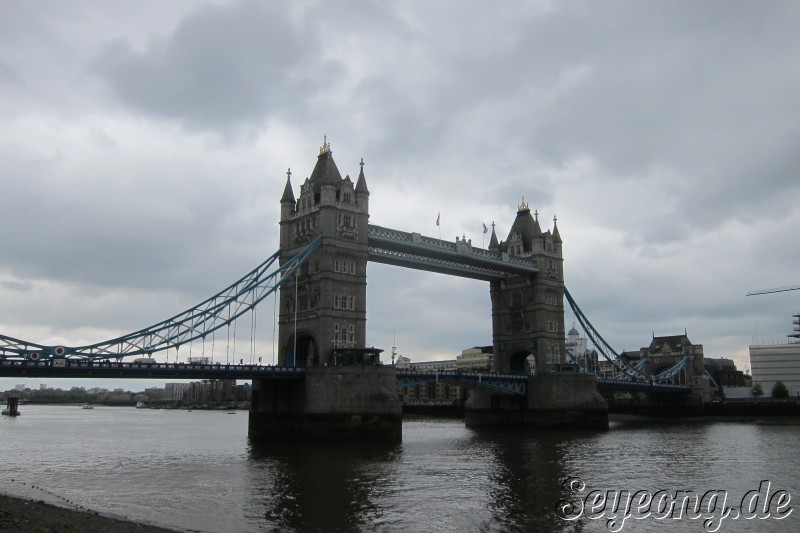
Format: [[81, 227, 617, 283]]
[[746, 284, 800, 296]]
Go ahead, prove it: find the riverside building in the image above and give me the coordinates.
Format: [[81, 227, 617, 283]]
[[749, 314, 800, 396]]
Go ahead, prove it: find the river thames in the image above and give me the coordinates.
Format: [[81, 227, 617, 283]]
[[1, 405, 798, 532]]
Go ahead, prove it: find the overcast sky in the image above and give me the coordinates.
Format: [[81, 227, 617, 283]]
[[2, 0, 799, 392]]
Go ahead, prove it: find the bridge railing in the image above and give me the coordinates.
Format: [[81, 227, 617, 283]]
[[0, 359, 308, 378]]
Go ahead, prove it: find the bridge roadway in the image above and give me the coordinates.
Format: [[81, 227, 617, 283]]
[[0, 360, 691, 395]]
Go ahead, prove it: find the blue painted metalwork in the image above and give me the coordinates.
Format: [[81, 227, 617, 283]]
[[367, 224, 538, 280], [0, 234, 323, 361], [596, 378, 691, 394], [0, 359, 693, 395], [705, 367, 721, 390], [564, 287, 650, 381], [609, 357, 650, 381], [395, 369, 527, 396], [0, 358, 306, 380], [652, 355, 690, 382]]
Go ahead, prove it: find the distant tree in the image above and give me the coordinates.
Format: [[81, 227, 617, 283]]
[[772, 381, 789, 399], [753, 382, 764, 398]]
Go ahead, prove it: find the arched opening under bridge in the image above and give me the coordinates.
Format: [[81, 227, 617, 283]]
[[284, 333, 318, 367], [510, 350, 532, 375]]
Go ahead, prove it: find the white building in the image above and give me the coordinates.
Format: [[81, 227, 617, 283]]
[[164, 382, 190, 401], [749, 314, 800, 396], [456, 346, 493, 371], [565, 326, 600, 375]]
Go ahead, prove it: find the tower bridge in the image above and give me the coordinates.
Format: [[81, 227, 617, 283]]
[[1, 139, 707, 439]]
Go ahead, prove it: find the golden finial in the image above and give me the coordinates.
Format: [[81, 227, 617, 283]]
[[319, 134, 330, 155], [518, 195, 529, 212]]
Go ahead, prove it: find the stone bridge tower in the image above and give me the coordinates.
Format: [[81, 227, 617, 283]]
[[488, 199, 566, 374], [278, 138, 370, 366]]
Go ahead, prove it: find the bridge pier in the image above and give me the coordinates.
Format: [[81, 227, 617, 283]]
[[249, 366, 402, 441], [464, 374, 608, 430]]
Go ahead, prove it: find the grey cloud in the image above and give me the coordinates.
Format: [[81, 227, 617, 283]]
[[0, 280, 33, 292], [91, 1, 330, 131]]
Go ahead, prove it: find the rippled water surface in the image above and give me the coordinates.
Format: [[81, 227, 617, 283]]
[[2, 406, 799, 532]]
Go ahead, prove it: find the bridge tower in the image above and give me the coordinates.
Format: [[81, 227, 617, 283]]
[[250, 138, 401, 441], [488, 199, 566, 375], [467, 201, 606, 430], [277, 137, 370, 366]]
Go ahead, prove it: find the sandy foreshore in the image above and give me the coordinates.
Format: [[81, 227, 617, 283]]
[[0, 493, 182, 533]]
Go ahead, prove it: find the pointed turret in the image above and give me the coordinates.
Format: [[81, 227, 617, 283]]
[[552, 215, 562, 243], [280, 169, 295, 204], [355, 157, 369, 195], [308, 136, 343, 193], [489, 221, 499, 250], [505, 197, 536, 252], [533, 209, 542, 237]]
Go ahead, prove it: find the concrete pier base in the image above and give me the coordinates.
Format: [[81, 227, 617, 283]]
[[464, 374, 608, 430], [249, 366, 402, 441]]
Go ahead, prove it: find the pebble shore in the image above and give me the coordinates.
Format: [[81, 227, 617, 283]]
[[0, 494, 182, 533]]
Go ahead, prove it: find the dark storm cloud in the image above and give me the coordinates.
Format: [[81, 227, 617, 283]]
[[91, 1, 334, 131]]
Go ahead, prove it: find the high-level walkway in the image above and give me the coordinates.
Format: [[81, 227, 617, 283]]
[[367, 224, 538, 280]]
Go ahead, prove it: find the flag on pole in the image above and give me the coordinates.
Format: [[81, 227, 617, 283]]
[[436, 212, 440, 226], [482, 222, 488, 234]]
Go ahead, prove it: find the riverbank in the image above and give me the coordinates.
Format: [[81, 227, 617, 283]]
[[0, 493, 182, 533]]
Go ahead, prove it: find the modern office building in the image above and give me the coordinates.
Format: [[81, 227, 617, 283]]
[[749, 314, 800, 396]]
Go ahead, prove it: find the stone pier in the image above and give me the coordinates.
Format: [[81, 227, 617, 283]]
[[464, 374, 608, 430], [249, 366, 402, 441]]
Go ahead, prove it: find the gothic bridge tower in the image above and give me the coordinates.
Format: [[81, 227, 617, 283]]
[[278, 138, 370, 366], [488, 198, 565, 375]]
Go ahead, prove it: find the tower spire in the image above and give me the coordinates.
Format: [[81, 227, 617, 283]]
[[553, 214, 562, 242], [356, 157, 369, 195], [280, 168, 295, 204]]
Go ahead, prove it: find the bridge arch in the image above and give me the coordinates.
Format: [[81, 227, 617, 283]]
[[284, 332, 319, 367], [509, 350, 532, 375]]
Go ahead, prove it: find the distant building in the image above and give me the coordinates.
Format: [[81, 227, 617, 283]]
[[749, 314, 800, 396], [394, 355, 412, 368], [164, 382, 190, 401], [456, 346, 493, 371], [566, 327, 599, 375], [397, 347, 496, 404], [606, 332, 712, 401], [704, 357, 751, 399], [407, 359, 457, 372]]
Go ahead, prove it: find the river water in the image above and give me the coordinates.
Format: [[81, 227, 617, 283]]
[[1, 405, 798, 532]]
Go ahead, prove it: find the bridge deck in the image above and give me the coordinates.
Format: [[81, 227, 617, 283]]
[[0, 360, 692, 394], [0, 360, 306, 380]]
